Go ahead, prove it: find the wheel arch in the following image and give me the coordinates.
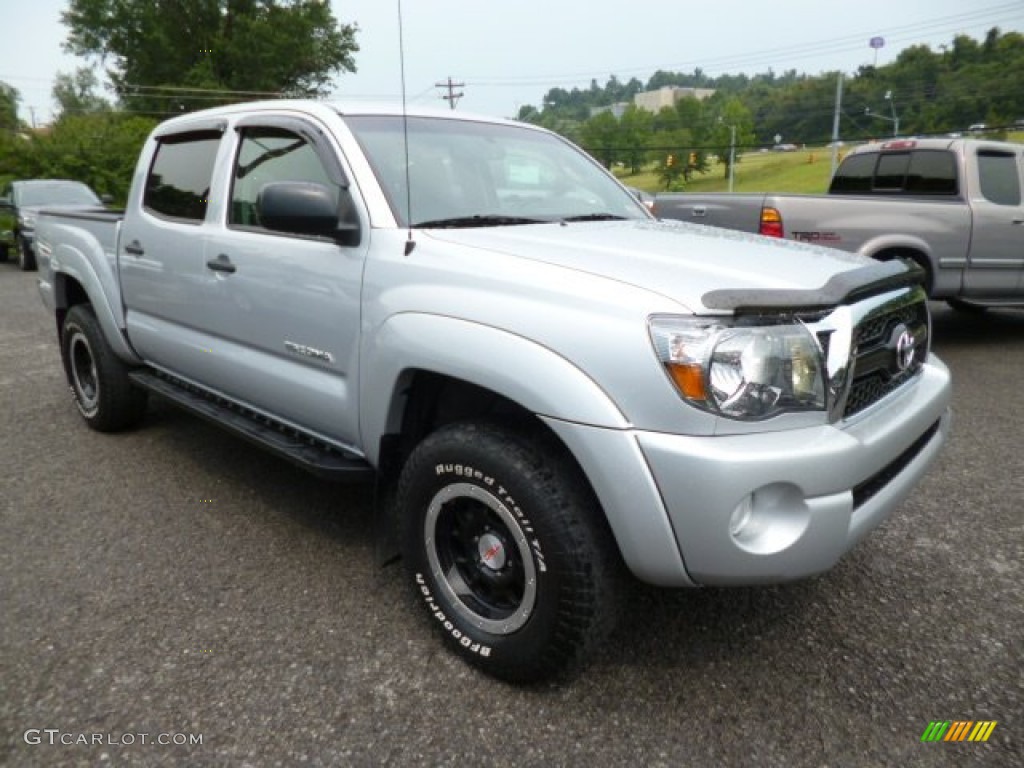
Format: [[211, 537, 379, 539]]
[[361, 313, 629, 468], [51, 259, 140, 365], [860, 239, 935, 296]]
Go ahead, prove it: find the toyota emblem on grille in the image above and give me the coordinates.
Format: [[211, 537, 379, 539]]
[[895, 327, 916, 371]]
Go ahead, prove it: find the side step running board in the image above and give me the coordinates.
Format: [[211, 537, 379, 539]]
[[128, 369, 374, 482]]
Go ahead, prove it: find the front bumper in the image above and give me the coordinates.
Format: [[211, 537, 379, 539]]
[[544, 356, 952, 587]]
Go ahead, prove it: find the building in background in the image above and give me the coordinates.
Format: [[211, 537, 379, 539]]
[[633, 86, 716, 112]]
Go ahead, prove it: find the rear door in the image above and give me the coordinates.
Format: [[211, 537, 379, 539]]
[[120, 121, 228, 373], [962, 144, 1024, 297]]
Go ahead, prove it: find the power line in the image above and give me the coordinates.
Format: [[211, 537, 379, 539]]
[[123, 83, 286, 97], [464, 3, 1023, 88]]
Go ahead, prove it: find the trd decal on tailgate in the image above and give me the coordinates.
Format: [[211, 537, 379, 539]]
[[792, 231, 841, 243]]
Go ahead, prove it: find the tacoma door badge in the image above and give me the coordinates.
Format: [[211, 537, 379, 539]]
[[284, 340, 335, 364]]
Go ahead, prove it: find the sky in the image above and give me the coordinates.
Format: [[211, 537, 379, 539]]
[[2, 0, 1023, 126]]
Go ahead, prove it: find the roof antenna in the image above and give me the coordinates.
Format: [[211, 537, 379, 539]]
[[398, 0, 416, 256]]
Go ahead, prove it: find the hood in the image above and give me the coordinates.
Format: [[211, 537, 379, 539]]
[[424, 219, 870, 312]]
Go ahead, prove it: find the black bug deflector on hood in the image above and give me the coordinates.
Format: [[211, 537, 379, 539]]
[[701, 259, 926, 313]]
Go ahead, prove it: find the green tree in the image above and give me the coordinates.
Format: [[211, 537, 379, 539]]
[[618, 105, 653, 174], [655, 141, 689, 191], [62, 0, 359, 114], [579, 111, 620, 168], [1, 81, 20, 132], [26, 113, 157, 204], [708, 97, 755, 180], [53, 67, 111, 118], [671, 97, 711, 180]]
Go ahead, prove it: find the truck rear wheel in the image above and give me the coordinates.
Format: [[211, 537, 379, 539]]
[[397, 421, 621, 683], [61, 305, 147, 432]]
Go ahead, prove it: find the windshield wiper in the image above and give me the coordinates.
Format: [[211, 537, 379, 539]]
[[560, 213, 629, 222], [414, 214, 546, 229]]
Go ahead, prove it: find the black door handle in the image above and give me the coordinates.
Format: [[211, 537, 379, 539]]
[[206, 254, 236, 274], [124, 240, 145, 256]]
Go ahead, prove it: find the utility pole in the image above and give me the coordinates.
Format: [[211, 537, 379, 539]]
[[830, 73, 843, 176], [435, 76, 464, 110], [728, 124, 736, 193], [865, 91, 899, 138], [885, 90, 899, 137], [717, 116, 737, 192]]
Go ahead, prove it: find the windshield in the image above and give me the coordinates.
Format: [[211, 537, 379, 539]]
[[343, 115, 649, 228], [19, 182, 100, 207]]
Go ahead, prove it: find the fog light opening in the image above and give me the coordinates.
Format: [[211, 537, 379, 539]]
[[729, 495, 754, 538], [727, 483, 812, 555]]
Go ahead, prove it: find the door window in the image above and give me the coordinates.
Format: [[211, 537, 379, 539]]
[[229, 127, 338, 230]]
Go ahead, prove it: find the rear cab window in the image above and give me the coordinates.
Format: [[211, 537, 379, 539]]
[[830, 149, 958, 196], [143, 130, 223, 222]]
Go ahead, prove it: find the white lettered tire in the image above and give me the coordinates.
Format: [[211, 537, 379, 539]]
[[397, 421, 622, 683]]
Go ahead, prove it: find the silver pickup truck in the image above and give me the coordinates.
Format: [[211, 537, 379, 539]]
[[36, 100, 952, 682], [654, 137, 1024, 310]]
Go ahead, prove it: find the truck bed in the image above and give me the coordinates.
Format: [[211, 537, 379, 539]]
[[37, 207, 124, 270]]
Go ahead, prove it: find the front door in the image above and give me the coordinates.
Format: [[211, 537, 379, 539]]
[[195, 117, 368, 447]]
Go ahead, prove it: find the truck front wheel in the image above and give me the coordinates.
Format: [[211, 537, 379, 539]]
[[397, 421, 621, 683], [61, 305, 147, 432]]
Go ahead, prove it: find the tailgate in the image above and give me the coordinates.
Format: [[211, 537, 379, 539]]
[[653, 193, 768, 232]]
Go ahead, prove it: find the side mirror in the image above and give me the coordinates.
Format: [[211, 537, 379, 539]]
[[0, 198, 12, 211], [100, 194, 114, 206], [256, 181, 361, 247]]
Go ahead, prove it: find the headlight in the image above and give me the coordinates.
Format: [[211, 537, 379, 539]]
[[649, 315, 826, 420]]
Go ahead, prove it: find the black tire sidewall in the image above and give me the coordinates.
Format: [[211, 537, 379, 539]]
[[62, 309, 103, 422], [60, 305, 145, 431], [398, 423, 596, 681]]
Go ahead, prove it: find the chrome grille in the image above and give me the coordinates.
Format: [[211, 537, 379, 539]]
[[842, 288, 929, 419]]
